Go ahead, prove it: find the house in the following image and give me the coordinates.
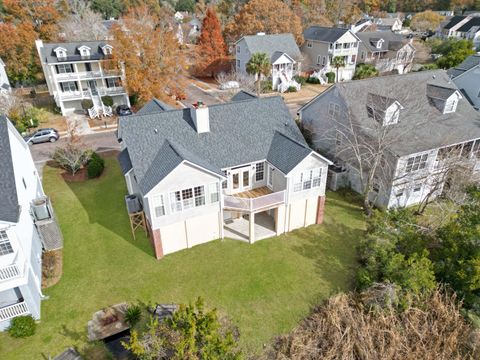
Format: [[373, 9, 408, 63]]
[[439, 14, 480, 46], [235, 33, 303, 92], [0, 58, 11, 94], [35, 40, 130, 117], [298, 70, 480, 209], [0, 116, 63, 331], [357, 31, 416, 74], [448, 53, 480, 110], [374, 17, 403, 32], [301, 26, 360, 82], [350, 18, 373, 33], [117, 96, 332, 258]]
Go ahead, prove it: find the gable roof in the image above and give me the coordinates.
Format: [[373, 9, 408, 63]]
[[447, 54, 480, 78], [239, 33, 301, 62], [267, 132, 313, 174], [443, 15, 467, 29], [301, 70, 480, 157], [118, 97, 314, 195], [136, 98, 174, 115], [357, 31, 409, 53], [0, 116, 20, 223], [231, 90, 257, 102], [304, 26, 352, 43], [39, 41, 113, 64], [457, 16, 480, 32], [375, 17, 401, 26]]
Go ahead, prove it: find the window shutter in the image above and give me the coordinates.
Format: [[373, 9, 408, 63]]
[[56, 65, 60, 74]]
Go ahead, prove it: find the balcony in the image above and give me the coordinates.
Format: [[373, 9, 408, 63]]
[[0, 265, 21, 282], [58, 89, 89, 100], [56, 70, 122, 81], [98, 86, 127, 96], [0, 301, 29, 322], [223, 187, 285, 212]]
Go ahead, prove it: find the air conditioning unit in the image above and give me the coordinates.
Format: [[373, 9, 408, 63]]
[[32, 198, 51, 221], [125, 195, 142, 213]]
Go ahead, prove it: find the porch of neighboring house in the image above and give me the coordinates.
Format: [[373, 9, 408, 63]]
[[223, 186, 285, 243]]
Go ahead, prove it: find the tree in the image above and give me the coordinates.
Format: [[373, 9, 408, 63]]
[[123, 297, 242, 359], [224, 0, 303, 43], [196, 7, 228, 76], [175, 0, 195, 12], [52, 121, 90, 176], [324, 0, 362, 25], [410, 10, 445, 32], [434, 39, 476, 69], [331, 56, 345, 83], [59, 8, 108, 41], [353, 63, 379, 80], [90, 0, 124, 19], [246, 52, 271, 95], [111, 6, 187, 105]]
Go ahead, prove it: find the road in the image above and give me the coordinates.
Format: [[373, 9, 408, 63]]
[[31, 130, 120, 164]]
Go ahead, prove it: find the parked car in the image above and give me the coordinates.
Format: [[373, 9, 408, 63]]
[[24, 128, 59, 144], [116, 105, 133, 116]]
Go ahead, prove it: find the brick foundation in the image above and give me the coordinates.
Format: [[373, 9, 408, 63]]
[[146, 220, 164, 259], [316, 196, 326, 224]]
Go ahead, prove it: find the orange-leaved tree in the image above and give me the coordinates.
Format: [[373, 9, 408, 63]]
[[110, 6, 187, 105], [196, 7, 228, 76], [224, 0, 303, 44]]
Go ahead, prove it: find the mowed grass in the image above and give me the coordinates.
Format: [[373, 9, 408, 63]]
[[0, 157, 365, 359]]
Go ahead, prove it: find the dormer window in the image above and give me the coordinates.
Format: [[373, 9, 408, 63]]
[[78, 45, 91, 58], [101, 44, 113, 56], [426, 84, 462, 114], [366, 93, 403, 126], [370, 38, 384, 49], [53, 47, 67, 60], [444, 97, 458, 113]]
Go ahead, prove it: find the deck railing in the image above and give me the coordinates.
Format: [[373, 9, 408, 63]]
[[224, 190, 285, 212], [0, 264, 21, 282], [0, 302, 29, 322]]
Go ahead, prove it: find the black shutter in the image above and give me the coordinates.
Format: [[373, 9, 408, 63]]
[[74, 81, 78, 90], [55, 65, 60, 74], [60, 83, 64, 92]]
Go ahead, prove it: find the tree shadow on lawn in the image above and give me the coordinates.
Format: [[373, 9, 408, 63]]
[[64, 163, 154, 258]]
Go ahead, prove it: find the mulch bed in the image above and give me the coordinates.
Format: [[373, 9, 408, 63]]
[[42, 250, 63, 289], [61, 167, 88, 182]]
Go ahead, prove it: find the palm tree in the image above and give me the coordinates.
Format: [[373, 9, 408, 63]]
[[331, 56, 345, 83], [246, 52, 272, 95]]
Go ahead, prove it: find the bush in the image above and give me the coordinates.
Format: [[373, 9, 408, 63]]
[[8, 315, 36, 338], [129, 93, 139, 106], [286, 86, 297, 93], [81, 99, 93, 110], [260, 80, 272, 93], [326, 72, 335, 83], [353, 63, 379, 80], [87, 152, 105, 179], [293, 75, 307, 85], [101, 96, 113, 107], [418, 63, 438, 71], [306, 76, 320, 84], [125, 304, 142, 327]]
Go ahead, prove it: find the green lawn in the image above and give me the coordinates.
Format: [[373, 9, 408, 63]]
[[0, 157, 364, 359]]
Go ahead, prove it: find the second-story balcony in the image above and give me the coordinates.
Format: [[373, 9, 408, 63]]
[[56, 69, 122, 81], [0, 264, 22, 283], [223, 187, 286, 212]]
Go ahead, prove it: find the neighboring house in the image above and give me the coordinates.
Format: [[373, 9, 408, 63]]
[[235, 33, 303, 92], [439, 15, 480, 47], [374, 17, 403, 32], [35, 40, 130, 117], [350, 18, 373, 33], [298, 70, 480, 209], [301, 26, 360, 82], [117, 96, 332, 258], [357, 31, 416, 74], [448, 53, 480, 110], [0, 115, 63, 331], [0, 58, 11, 94]]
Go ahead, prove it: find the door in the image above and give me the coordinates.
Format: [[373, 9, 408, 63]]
[[267, 165, 273, 189], [87, 80, 97, 94], [230, 167, 251, 194]]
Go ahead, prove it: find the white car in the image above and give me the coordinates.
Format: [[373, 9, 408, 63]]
[[219, 81, 240, 90]]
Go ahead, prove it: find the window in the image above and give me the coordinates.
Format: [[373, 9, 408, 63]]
[[350, 54, 356, 64], [170, 186, 206, 213], [222, 171, 227, 189], [317, 55, 322, 65], [307, 42, 312, 48], [293, 168, 323, 192], [405, 154, 428, 173], [267, 166, 274, 187], [312, 168, 322, 187], [236, 46, 240, 53], [255, 162, 264, 181], [56, 64, 73, 74], [153, 195, 165, 217], [413, 185, 422, 192], [182, 188, 194, 209], [79, 47, 90, 57], [322, 56, 326, 65], [335, 43, 342, 49], [60, 81, 77, 92], [236, 60, 240, 69], [209, 183, 219, 203], [0, 230, 13, 256], [194, 186, 205, 207], [103, 46, 112, 55], [170, 191, 182, 212], [106, 77, 121, 88], [328, 102, 340, 119], [293, 173, 303, 192], [361, 51, 365, 60], [444, 98, 458, 113]]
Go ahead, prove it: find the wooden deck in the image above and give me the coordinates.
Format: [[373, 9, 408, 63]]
[[235, 186, 272, 199]]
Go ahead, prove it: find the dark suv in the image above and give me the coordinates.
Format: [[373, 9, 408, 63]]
[[24, 128, 60, 144]]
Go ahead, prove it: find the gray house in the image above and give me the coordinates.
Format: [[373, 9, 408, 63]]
[[298, 70, 480, 208], [448, 53, 480, 110]]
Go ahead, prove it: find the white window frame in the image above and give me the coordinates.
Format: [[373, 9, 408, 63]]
[[267, 165, 274, 188], [328, 102, 340, 120], [405, 153, 428, 173], [209, 183, 219, 203], [60, 81, 77, 92], [169, 185, 206, 213], [293, 168, 322, 193], [153, 194, 165, 218], [255, 162, 264, 182], [443, 98, 458, 113], [56, 64, 74, 74], [0, 230, 14, 256]]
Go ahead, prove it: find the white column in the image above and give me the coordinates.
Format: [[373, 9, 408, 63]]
[[249, 212, 255, 244]]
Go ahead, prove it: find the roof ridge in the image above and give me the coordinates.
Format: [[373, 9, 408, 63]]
[[274, 130, 310, 149]]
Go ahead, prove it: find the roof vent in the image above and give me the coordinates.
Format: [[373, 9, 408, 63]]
[[154, 128, 158, 134]]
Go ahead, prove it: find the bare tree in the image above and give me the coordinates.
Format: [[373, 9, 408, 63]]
[[59, 8, 108, 41], [215, 70, 257, 100], [52, 120, 90, 175]]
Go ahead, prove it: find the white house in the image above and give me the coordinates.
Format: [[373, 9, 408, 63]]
[[357, 31, 416, 74], [448, 53, 480, 110], [117, 96, 332, 258], [0, 58, 11, 94], [235, 33, 302, 92], [374, 17, 403, 32], [298, 70, 480, 209], [35, 40, 130, 117], [301, 26, 360, 82], [439, 15, 480, 47], [0, 115, 63, 331]]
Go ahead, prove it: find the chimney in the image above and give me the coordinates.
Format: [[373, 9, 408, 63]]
[[190, 101, 210, 134]]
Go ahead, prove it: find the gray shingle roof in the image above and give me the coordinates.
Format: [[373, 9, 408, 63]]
[[447, 54, 480, 78], [0, 116, 19, 223], [356, 31, 408, 52], [136, 98, 174, 115], [240, 33, 302, 62], [443, 15, 467, 29], [231, 90, 257, 102], [118, 97, 311, 195], [39, 41, 113, 64], [267, 132, 312, 173], [457, 16, 480, 32], [304, 26, 350, 43], [118, 148, 133, 175], [303, 70, 480, 157], [426, 84, 457, 100]]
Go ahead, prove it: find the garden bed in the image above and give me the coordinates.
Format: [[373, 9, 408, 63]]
[[42, 250, 63, 289]]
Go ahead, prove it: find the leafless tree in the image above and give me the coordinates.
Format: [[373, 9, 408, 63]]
[[59, 8, 108, 41], [52, 120, 90, 175], [67, 0, 90, 16], [215, 70, 256, 100]]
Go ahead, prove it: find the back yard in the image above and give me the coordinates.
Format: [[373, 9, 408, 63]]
[[0, 156, 364, 359]]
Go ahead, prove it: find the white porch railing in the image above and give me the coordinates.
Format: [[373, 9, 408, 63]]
[[59, 90, 89, 100], [0, 302, 29, 322], [224, 190, 285, 212], [0, 264, 21, 282], [98, 86, 126, 96]]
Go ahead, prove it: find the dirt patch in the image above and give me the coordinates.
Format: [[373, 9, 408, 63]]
[[42, 250, 63, 288], [61, 167, 88, 182], [282, 84, 330, 102], [412, 39, 433, 64], [88, 116, 119, 129]]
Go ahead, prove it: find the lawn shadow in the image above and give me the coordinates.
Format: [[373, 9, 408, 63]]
[[62, 158, 154, 258]]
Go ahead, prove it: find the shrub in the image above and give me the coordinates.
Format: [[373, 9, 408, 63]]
[[353, 63, 379, 80], [326, 72, 335, 83], [418, 63, 438, 71], [8, 315, 36, 338], [101, 96, 114, 107], [87, 152, 105, 179], [81, 99, 93, 110], [53, 144, 89, 175], [293, 75, 307, 85], [306, 76, 320, 84], [260, 80, 272, 93], [125, 304, 142, 327], [286, 86, 297, 93], [129, 93, 139, 106]]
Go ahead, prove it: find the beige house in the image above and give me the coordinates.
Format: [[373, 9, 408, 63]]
[[117, 96, 332, 258]]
